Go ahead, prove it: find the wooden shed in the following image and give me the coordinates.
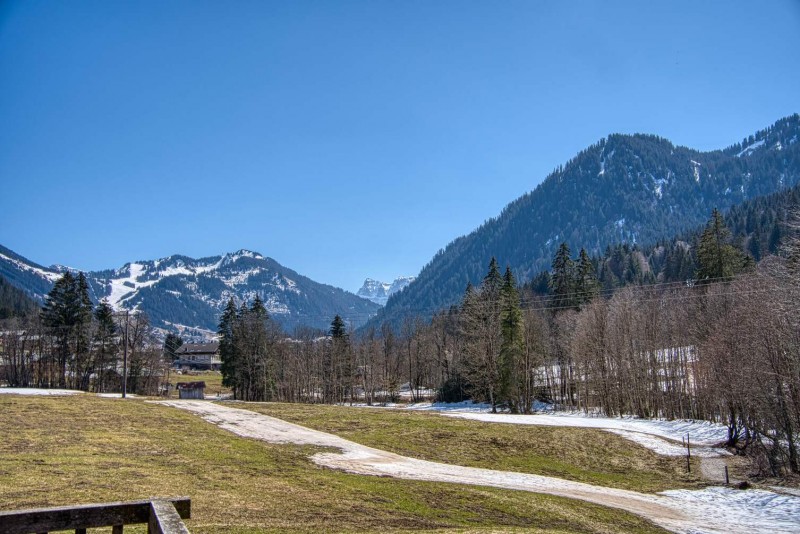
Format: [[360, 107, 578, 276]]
[[176, 381, 206, 400]]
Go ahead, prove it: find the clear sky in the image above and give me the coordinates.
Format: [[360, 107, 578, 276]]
[[1, 1, 799, 292]]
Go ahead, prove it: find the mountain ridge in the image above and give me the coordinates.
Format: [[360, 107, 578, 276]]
[[0, 246, 380, 336], [368, 114, 800, 329]]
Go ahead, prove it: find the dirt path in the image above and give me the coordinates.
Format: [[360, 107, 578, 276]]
[[157, 400, 800, 534]]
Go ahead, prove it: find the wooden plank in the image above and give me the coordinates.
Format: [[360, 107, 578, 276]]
[[0, 498, 190, 534], [148, 501, 190, 534]]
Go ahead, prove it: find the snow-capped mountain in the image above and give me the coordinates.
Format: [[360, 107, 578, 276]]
[[356, 276, 415, 306], [0, 245, 380, 335]]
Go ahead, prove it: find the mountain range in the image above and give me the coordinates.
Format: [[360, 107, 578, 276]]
[[0, 246, 379, 337], [3, 114, 799, 336], [368, 114, 800, 329], [356, 277, 415, 306]]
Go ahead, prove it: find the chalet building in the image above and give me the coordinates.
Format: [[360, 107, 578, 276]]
[[174, 342, 221, 371]]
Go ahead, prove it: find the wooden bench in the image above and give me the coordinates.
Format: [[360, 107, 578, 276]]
[[0, 497, 191, 534]]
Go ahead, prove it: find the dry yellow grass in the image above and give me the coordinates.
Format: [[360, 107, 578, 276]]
[[246, 402, 705, 493], [0, 395, 669, 533]]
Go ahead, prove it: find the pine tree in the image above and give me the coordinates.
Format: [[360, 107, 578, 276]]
[[460, 261, 504, 411], [499, 267, 524, 412], [550, 242, 575, 310], [482, 257, 503, 303], [696, 209, 753, 282], [93, 299, 118, 392], [575, 248, 600, 305], [330, 315, 348, 340], [250, 294, 267, 318], [41, 272, 94, 388], [328, 315, 351, 403], [218, 298, 239, 396]]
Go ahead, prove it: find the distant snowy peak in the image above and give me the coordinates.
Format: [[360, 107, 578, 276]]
[[357, 276, 415, 306], [388, 276, 415, 294]]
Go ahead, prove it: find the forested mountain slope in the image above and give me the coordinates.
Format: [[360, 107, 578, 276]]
[[520, 182, 800, 294], [371, 114, 800, 327], [0, 274, 40, 320]]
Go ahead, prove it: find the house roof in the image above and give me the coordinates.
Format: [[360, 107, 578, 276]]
[[176, 381, 206, 390], [175, 342, 219, 355]]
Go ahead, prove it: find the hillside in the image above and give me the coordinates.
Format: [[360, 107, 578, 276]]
[[541, 182, 800, 292], [370, 114, 800, 328], [0, 274, 40, 320], [0, 248, 379, 334]]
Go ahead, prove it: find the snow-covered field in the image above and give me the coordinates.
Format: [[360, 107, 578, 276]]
[[159, 400, 800, 534]]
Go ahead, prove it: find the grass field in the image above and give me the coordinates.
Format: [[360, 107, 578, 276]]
[[0, 395, 670, 533], [245, 403, 705, 493], [167, 370, 230, 397]]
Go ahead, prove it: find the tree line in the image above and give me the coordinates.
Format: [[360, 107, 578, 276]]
[[2, 209, 797, 476], [215, 209, 800, 476], [0, 271, 167, 394]]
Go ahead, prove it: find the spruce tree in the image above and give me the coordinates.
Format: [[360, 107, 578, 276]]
[[482, 257, 503, 302], [218, 298, 239, 395], [575, 248, 600, 305], [328, 315, 351, 403], [330, 314, 348, 340], [250, 294, 267, 319], [550, 242, 575, 310], [499, 267, 524, 412], [41, 272, 94, 388], [93, 299, 118, 392], [696, 209, 753, 282]]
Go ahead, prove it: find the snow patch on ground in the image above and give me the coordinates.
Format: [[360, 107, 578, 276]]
[[158, 401, 800, 534], [398, 403, 730, 457], [438, 411, 729, 447], [404, 401, 493, 412], [0, 388, 80, 396], [606, 429, 723, 458]]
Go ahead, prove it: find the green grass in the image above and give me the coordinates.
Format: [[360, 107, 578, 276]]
[[0, 395, 669, 533], [244, 403, 705, 493]]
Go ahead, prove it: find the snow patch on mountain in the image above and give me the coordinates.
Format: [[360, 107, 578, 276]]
[[0, 252, 62, 283], [737, 139, 765, 157]]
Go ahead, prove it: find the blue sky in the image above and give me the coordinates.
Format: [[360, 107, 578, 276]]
[[1, 1, 799, 292]]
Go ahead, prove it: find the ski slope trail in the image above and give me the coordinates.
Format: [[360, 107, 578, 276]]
[[157, 400, 800, 534]]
